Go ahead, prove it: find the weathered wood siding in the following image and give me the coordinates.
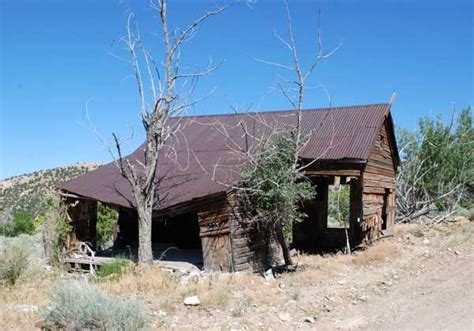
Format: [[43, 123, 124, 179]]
[[362, 119, 397, 239], [227, 192, 283, 272], [197, 195, 233, 272]]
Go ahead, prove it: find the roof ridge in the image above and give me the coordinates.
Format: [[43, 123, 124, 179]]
[[176, 103, 390, 119]]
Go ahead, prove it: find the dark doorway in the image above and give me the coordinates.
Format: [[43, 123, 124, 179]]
[[153, 213, 202, 249]]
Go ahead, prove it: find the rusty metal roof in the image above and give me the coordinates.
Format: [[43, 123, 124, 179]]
[[59, 103, 393, 210]]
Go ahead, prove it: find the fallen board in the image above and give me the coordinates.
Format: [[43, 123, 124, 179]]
[[62, 256, 116, 266]]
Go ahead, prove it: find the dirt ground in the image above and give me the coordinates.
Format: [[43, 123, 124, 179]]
[[1, 219, 473, 330], [312, 227, 474, 330]]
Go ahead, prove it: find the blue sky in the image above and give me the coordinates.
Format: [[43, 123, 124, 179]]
[[1, 0, 472, 179]]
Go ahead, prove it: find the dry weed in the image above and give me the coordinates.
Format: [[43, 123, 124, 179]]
[[353, 240, 399, 265], [394, 223, 425, 238], [433, 220, 473, 250], [0, 269, 59, 329], [286, 253, 351, 286]]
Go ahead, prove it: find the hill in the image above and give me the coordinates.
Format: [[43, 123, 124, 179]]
[[0, 162, 101, 220]]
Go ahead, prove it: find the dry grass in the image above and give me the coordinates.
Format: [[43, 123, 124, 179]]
[[0, 271, 59, 329], [1, 219, 472, 329], [353, 240, 400, 265], [286, 253, 351, 286], [394, 223, 426, 238], [99, 265, 270, 313], [432, 219, 473, 251]]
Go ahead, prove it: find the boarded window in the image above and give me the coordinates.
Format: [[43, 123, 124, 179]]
[[327, 184, 350, 229]]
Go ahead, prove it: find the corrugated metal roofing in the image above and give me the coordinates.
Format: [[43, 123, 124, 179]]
[[59, 103, 393, 210]]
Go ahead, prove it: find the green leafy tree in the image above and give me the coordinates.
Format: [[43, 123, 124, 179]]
[[1, 211, 36, 237], [453, 107, 474, 205], [242, 132, 316, 265], [397, 106, 473, 221]]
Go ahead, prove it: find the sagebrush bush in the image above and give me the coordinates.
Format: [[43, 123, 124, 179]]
[[43, 280, 149, 330], [0, 240, 29, 286]]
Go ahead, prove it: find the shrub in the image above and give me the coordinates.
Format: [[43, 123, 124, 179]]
[[43, 280, 150, 330], [0, 211, 35, 237], [0, 240, 29, 286], [97, 203, 118, 251], [97, 258, 130, 279], [42, 196, 73, 264]]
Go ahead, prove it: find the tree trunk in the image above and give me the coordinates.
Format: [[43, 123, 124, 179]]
[[275, 221, 293, 266], [136, 204, 153, 264]]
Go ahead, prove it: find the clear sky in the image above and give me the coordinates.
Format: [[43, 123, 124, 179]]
[[1, 0, 472, 179]]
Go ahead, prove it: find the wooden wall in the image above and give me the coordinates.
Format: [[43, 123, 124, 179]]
[[196, 192, 283, 272], [227, 192, 283, 272], [197, 195, 234, 272], [362, 119, 397, 240]]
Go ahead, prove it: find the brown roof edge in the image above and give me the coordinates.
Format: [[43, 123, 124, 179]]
[[175, 102, 391, 120], [385, 112, 401, 167]]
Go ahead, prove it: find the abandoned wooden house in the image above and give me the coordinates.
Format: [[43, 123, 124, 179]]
[[59, 103, 399, 272]]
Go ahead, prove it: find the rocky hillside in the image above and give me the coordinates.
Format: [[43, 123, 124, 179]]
[[0, 162, 101, 219]]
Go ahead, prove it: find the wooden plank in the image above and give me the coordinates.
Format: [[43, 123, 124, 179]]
[[363, 173, 396, 184], [364, 180, 396, 189], [364, 166, 395, 178], [198, 214, 229, 226], [304, 169, 361, 177], [201, 234, 233, 272], [62, 256, 115, 266], [363, 207, 380, 216], [369, 153, 394, 165], [363, 186, 386, 194], [200, 227, 230, 237], [363, 194, 385, 202], [366, 160, 395, 172]]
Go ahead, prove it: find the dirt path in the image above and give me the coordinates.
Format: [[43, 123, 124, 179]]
[[317, 238, 474, 330]]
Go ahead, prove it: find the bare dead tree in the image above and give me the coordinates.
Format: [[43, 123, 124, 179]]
[[110, 0, 236, 264], [192, 0, 342, 267], [248, 0, 341, 265], [256, 0, 342, 164], [396, 119, 469, 224]]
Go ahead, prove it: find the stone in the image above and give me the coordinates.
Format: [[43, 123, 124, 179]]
[[158, 310, 167, 317], [304, 317, 316, 324], [34, 320, 45, 328], [422, 238, 430, 245], [359, 295, 369, 302], [289, 248, 298, 257], [263, 268, 275, 280], [278, 312, 291, 322], [337, 280, 346, 285], [15, 304, 38, 313], [183, 296, 200, 306]]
